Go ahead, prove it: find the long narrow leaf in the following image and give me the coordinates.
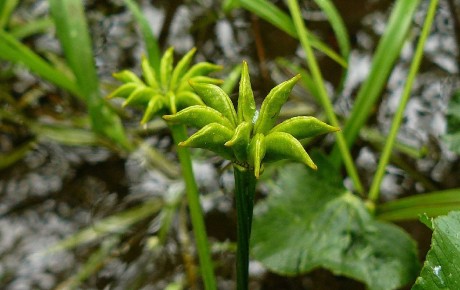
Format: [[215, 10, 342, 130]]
[[0, 0, 18, 29], [124, 0, 161, 75], [0, 31, 79, 95], [312, 0, 350, 62], [225, 0, 347, 68], [331, 0, 421, 164], [49, 0, 131, 150], [376, 189, 460, 221], [9, 17, 54, 39]]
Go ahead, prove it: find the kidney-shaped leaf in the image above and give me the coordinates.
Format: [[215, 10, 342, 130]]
[[251, 153, 420, 290], [412, 211, 460, 289]]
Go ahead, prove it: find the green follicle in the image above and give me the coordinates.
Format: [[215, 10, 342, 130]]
[[176, 91, 205, 109], [238, 61, 256, 123], [225, 121, 252, 162], [179, 123, 235, 160], [248, 133, 266, 178], [106, 83, 138, 100], [123, 87, 157, 107], [254, 74, 302, 135], [183, 62, 223, 80], [270, 116, 340, 139], [159, 47, 174, 89], [170, 47, 197, 89], [189, 82, 238, 127], [141, 96, 165, 124], [141, 55, 159, 89], [112, 70, 144, 84], [164, 105, 234, 130], [264, 132, 317, 170]]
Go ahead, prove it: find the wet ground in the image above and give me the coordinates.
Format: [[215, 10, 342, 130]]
[[1, 0, 460, 289]]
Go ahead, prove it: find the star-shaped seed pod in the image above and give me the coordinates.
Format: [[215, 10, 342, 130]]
[[107, 47, 223, 124], [164, 61, 339, 178]]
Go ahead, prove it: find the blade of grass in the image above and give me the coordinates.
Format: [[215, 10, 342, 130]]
[[376, 189, 460, 221], [124, 0, 161, 75], [224, 0, 347, 68], [312, 0, 350, 62], [287, 0, 364, 195], [0, 139, 35, 169], [9, 17, 54, 39], [56, 237, 119, 290], [47, 199, 163, 253], [49, 0, 131, 150], [0, 30, 79, 95], [0, 0, 18, 30], [331, 0, 421, 165], [368, 0, 438, 203]]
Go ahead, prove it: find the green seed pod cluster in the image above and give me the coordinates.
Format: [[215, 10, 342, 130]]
[[164, 61, 339, 178], [107, 47, 223, 124]]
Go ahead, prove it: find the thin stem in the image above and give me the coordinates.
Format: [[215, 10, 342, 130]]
[[233, 166, 257, 290], [286, 0, 364, 195], [169, 124, 217, 290], [368, 0, 439, 203]]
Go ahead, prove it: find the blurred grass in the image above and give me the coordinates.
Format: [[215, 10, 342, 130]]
[[331, 0, 421, 165]]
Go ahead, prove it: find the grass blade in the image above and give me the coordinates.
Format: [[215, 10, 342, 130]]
[[225, 0, 347, 68], [331, 0, 421, 164], [312, 0, 350, 62], [368, 0, 439, 203], [124, 0, 161, 75], [0, 0, 18, 30], [47, 200, 163, 252], [49, 0, 131, 150], [287, 0, 364, 194], [0, 30, 79, 95], [376, 189, 460, 221], [9, 17, 54, 39]]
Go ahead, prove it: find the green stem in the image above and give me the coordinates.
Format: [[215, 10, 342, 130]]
[[368, 0, 439, 203], [233, 166, 257, 290], [169, 124, 217, 290], [286, 0, 364, 195]]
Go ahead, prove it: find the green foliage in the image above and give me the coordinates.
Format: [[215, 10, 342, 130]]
[[251, 154, 420, 290], [442, 90, 460, 154], [412, 211, 460, 289]]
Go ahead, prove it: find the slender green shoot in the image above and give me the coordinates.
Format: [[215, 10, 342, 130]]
[[233, 167, 256, 290], [0, 0, 18, 30], [170, 124, 217, 290], [376, 188, 460, 221], [368, 0, 439, 203], [286, 0, 364, 195], [49, 0, 131, 150], [124, 0, 161, 76], [331, 0, 421, 165], [224, 0, 347, 68]]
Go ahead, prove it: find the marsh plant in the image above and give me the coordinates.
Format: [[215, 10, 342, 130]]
[[165, 61, 338, 290], [109, 47, 223, 290]]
